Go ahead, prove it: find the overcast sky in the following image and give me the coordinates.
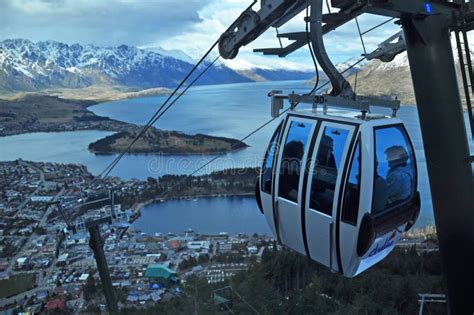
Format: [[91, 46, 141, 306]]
[[0, 0, 402, 70]]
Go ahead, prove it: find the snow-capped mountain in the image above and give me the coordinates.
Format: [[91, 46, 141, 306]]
[[335, 56, 367, 74], [347, 44, 471, 105], [144, 46, 196, 64], [0, 39, 316, 93], [0, 39, 253, 92], [307, 45, 471, 106], [306, 56, 367, 87]]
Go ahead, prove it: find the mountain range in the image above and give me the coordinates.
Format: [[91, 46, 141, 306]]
[[315, 47, 471, 105], [352, 47, 473, 105], [0, 39, 314, 94], [2, 39, 470, 106]]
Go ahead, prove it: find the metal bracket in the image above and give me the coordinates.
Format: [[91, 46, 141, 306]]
[[269, 91, 400, 117], [365, 30, 406, 62], [218, 0, 307, 59], [270, 90, 284, 117], [254, 10, 363, 57], [310, 0, 354, 97]]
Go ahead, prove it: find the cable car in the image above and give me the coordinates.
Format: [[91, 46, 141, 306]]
[[255, 94, 420, 277]]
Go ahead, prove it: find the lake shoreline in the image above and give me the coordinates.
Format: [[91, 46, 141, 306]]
[[132, 193, 255, 215], [131, 193, 270, 235], [0, 94, 248, 155]]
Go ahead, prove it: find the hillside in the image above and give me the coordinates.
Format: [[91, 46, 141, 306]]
[[88, 128, 248, 155], [0, 94, 130, 136], [309, 50, 471, 106]]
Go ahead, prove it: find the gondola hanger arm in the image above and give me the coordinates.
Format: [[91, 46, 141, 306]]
[[218, 0, 307, 59], [218, 0, 354, 97]]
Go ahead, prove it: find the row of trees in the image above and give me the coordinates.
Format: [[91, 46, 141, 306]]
[[120, 244, 445, 314], [116, 167, 259, 208], [227, 245, 445, 314]]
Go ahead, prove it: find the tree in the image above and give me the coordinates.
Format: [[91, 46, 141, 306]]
[[198, 254, 209, 264], [84, 272, 97, 301], [179, 257, 198, 270], [33, 226, 47, 235]]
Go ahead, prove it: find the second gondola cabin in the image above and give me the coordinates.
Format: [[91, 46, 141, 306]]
[[256, 108, 420, 277]]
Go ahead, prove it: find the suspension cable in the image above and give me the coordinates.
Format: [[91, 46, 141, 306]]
[[90, 7, 392, 189], [360, 17, 395, 36], [305, 0, 319, 95], [227, 286, 260, 315], [275, 27, 283, 49], [155, 57, 365, 200], [99, 56, 220, 180], [87, 43, 220, 188], [355, 17, 367, 56]]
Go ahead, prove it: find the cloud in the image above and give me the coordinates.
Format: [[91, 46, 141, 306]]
[[159, 2, 401, 69], [0, 0, 211, 46], [0, 0, 403, 69]]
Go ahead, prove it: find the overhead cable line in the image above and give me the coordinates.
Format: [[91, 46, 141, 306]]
[[87, 41, 221, 188], [90, 6, 391, 188], [275, 27, 284, 49], [306, 0, 320, 95], [157, 56, 366, 200], [355, 17, 367, 55], [360, 17, 395, 36], [99, 55, 221, 180], [214, 286, 260, 315]]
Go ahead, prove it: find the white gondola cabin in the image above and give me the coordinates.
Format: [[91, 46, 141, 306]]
[[256, 98, 420, 277]]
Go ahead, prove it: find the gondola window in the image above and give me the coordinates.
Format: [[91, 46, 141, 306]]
[[310, 127, 350, 215], [341, 140, 361, 225], [261, 123, 282, 193], [278, 121, 312, 202], [372, 125, 416, 214]]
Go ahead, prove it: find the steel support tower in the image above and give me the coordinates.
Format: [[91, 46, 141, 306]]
[[218, 0, 474, 313]]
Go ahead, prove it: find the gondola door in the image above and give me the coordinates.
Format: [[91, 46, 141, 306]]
[[305, 122, 355, 268], [274, 117, 315, 255]]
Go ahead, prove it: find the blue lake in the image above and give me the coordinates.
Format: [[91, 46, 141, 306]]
[[1, 80, 473, 230], [133, 196, 271, 235]]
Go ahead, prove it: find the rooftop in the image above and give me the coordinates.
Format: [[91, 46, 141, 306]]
[[145, 264, 178, 281]]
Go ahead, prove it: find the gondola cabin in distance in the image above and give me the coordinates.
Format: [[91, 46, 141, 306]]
[[256, 103, 420, 277]]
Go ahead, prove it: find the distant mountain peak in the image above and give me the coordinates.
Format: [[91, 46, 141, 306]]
[[0, 39, 323, 94], [347, 42, 472, 105], [142, 46, 195, 64]]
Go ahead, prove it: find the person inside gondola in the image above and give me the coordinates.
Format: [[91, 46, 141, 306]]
[[317, 135, 336, 169], [280, 140, 304, 201], [385, 145, 413, 204], [311, 135, 337, 213], [372, 159, 388, 214]]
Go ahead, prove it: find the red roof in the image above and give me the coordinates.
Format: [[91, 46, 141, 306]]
[[46, 298, 65, 310]]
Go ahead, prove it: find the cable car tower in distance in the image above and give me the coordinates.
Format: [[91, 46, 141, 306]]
[[218, 0, 474, 313]]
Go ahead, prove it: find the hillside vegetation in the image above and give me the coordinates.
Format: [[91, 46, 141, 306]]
[[88, 128, 248, 155], [0, 94, 130, 136]]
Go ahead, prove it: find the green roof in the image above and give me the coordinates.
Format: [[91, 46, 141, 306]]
[[144, 264, 178, 280], [213, 294, 230, 305]]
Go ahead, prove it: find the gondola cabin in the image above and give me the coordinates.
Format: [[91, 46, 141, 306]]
[[256, 107, 420, 277]]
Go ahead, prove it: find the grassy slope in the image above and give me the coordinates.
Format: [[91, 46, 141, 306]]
[[0, 94, 97, 125]]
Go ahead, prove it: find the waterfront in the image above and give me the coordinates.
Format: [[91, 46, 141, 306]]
[[1, 80, 473, 229], [133, 196, 271, 235]]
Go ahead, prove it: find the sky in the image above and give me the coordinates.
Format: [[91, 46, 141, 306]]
[[0, 0, 402, 70]]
